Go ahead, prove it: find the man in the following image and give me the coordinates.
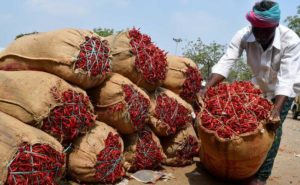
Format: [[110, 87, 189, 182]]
[[201, 1, 300, 184]]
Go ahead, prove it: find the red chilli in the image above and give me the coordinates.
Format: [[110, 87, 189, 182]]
[[6, 143, 65, 185], [180, 66, 202, 102], [122, 84, 150, 130], [155, 94, 192, 135], [42, 87, 96, 144], [201, 81, 272, 139], [95, 132, 125, 184], [74, 36, 111, 77], [134, 129, 164, 170], [128, 28, 168, 84]]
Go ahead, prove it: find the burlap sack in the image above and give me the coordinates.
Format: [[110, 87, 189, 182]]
[[68, 121, 125, 183], [197, 115, 275, 180], [0, 71, 95, 142], [105, 30, 166, 91], [0, 111, 65, 184], [0, 28, 111, 89], [163, 55, 201, 100], [89, 73, 150, 134], [161, 123, 199, 166], [123, 127, 166, 172], [148, 88, 194, 137]]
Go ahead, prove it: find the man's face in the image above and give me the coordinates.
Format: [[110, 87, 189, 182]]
[[252, 26, 277, 45]]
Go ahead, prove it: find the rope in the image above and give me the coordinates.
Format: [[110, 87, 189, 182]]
[[95, 132, 124, 183], [74, 36, 111, 77], [122, 84, 149, 130], [135, 129, 163, 169], [6, 143, 64, 185], [42, 88, 95, 143], [154, 91, 191, 135], [128, 28, 167, 84]]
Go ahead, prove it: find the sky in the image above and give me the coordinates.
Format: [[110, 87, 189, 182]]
[[0, 0, 299, 55]]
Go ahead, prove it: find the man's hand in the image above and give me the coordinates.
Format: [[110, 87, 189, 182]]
[[266, 107, 281, 131], [199, 87, 207, 98], [266, 95, 287, 131], [200, 73, 225, 98]]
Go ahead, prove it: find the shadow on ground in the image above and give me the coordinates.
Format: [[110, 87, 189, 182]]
[[185, 162, 249, 185]]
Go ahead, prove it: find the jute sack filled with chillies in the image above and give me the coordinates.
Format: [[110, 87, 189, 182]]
[[0, 28, 111, 89], [88, 73, 150, 134], [68, 121, 125, 184], [197, 81, 275, 180], [161, 123, 199, 166], [0, 111, 65, 185], [148, 88, 194, 137], [105, 28, 168, 91], [123, 127, 166, 172], [163, 55, 202, 104], [0, 71, 96, 144]]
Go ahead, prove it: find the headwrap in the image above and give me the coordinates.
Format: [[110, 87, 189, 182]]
[[246, 1, 280, 28]]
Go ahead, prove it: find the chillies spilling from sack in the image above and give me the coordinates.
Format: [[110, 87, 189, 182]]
[[121, 84, 150, 130], [95, 132, 125, 184], [155, 94, 192, 135], [161, 124, 198, 166], [134, 129, 165, 170], [177, 135, 199, 160], [180, 66, 202, 102], [201, 81, 272, 139], [6, 143, 65, 185], [42, 87, 95, 144], [128, 28, 168, 84], [74, 36, 111, 77]]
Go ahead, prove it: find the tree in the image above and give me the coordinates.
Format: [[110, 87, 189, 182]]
[[183, 38, 252, 82], [226, 58, 252, 82], [183, 38, 225, 80], [93, 28, 114, 37], [285, 5, 300, 36], [15, 31, 39, 40]]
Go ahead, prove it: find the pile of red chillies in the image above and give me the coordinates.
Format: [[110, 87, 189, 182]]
[[180, 66, 202, 102], [201, 81, 272, 139], [128, 28, 168, 84], [42, 88, 95, 144], [74, 36, 111, 77], [6, 143, 65, 185], [155, 94, 192, 135], [134, 129, 164, 170], [122, 84, 150, 130], [95, 132, 124, 184]]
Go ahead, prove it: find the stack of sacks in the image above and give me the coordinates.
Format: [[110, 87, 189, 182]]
[[100, 30, 203, 168], [0, 29, 124, 184], [0, 27, 204, 183]]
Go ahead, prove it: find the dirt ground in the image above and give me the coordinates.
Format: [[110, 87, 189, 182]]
[[129, 112, 300, 185]]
